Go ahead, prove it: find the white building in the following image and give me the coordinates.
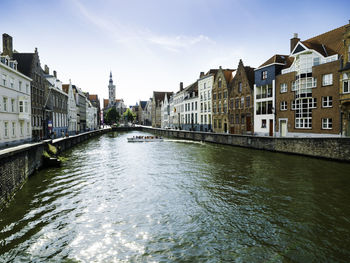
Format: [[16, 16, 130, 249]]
[[62, 82, 78, 135], [198, 70, 216, 132], [86, 100, 97, 130], [0, 54, 32, 148], [161, 93, 172, 128], [173, 82, 185, 129], [183, 82, 199, 131]]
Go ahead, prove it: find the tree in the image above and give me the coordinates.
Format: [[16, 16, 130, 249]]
[[104, 107, 120, 124], [123, 108, 136, 122]]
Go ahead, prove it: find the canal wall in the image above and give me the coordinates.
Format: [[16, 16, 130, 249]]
[[141, 127, 350, 162], [0, 128, 111, 210]]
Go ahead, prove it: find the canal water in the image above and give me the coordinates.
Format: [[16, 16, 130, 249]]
[[0, 131, 350, 262]]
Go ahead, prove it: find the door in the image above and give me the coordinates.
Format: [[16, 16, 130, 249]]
[[269, 119, 273, 136], [280, 120, 287, 137], [224, 123, 227, 133], [246, 116, 252, 132]]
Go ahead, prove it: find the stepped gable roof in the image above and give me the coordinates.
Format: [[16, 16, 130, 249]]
[[153, 91, 173, 106], [62, 84, 69, 93], [222, 69, 235, 83], [258, 54, 289, 69], [301, 24, 347, 56], [12, 53, 34, 77], [244, 66, 255, 88]]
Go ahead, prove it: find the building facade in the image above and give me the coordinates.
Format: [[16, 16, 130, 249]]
[[0, 50, 32, 148], [275, 28, 345, 137], [152, 91, 172, 128], [212, 67, 235, 133], [173, 82, 185, 129], [198, 70, 216, 132], [254, 55, 287, 136], [62, 82, 78, 135], [182, 82, 199, 131]]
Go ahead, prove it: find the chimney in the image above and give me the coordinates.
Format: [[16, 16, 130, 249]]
[[199, 72, 204, 78], [2, 34, 13, 57], [53, 70, 57, 78], [44, 65, 49, 74], [290, 33, 300, 53], [180, 82, 183, 91]]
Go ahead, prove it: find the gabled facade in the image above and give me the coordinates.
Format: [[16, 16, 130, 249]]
[[143, 99, 152, 126], [198, 70, 217, 132], [0, 38, 32, 148], [254, 55, 288, 136], [152, 91, 173, 128], [182, 82, 199, 131], [228, 60, 255, 134], [161, 94, 171, 128], [44, 67, 68, 138], [212, 67, 235, 133], [62, 82, 78, 135], [173, 82, 185, 129], [275, 25, 347, 137]]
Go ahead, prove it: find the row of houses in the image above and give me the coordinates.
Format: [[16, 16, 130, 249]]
[[135, 21, 350, 137], [0, 34, 101, 148]]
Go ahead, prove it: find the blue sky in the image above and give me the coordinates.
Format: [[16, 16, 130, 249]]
[[1, 0, 349, 105]]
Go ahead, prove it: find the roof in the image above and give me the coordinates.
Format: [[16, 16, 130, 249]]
[[12, 53, 34, 77], [89, 94, 98, 101], [222, 69, 235, 83], [153, 91, 173, 106], [140, 101, 147, 109], [244, 66, 255, 87], [103, 99, 109, 109], [301, 24, 347, 56], [258, 54, 289, 69], [62, 84, 69, 94]]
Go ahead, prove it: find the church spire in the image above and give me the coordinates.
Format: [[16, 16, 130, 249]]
[[109, 71, 113, 84]]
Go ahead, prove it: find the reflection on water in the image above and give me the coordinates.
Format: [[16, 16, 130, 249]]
[[1, 131, 350, 262]]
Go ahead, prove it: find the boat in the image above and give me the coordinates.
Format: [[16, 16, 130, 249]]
[[127, 136, 164, 142]]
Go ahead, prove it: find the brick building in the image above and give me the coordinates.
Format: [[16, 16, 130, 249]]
[[228, 60, 255, 134], [275, 25, 348, 137], [212, 67, 235, 133]]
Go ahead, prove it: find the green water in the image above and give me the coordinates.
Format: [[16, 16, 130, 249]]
[[1, 131, 350, 262]]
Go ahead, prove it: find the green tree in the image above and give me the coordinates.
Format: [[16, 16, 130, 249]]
[[123, 108, 136, 122], [104, 107, 120, 124]]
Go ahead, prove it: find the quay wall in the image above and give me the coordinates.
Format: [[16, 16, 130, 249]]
[[0, 128, 111, 210], [141, 127, 350, 162]]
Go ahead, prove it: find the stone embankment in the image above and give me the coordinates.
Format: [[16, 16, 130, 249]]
[[141, 127, 350, 162], [0, 128, 111, 210]]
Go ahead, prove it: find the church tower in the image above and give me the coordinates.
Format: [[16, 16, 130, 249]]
[[108, 71, 116, 106]]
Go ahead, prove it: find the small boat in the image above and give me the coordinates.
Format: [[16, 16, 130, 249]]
[[127, 136, 164, 142]]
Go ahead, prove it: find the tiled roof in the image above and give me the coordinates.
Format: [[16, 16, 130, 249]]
[[244, 66, 255, 87], [62, 84, 69, 93], [302, 24, 347, 56], [103, 99, 109, 109], [89, 94, 98, 101], [223, 69, 235, 83], [258, 54, 289, 69], [153, 91, 173, 106]]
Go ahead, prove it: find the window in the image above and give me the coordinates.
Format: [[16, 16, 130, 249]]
[[2, 74, 6, 86], [218, 93, 222, 100], [280, 101, 287, 111], [204, 83, 206, 89], [11, 99, 15, 112], [292, 81, 297, 91], [261, 119, 266, 128], [27, 122, 30, 134], [241, 97, 244, 108], [208, 90, 211, 100], [20, 122, 24, 136], [218, 103, 221, 113], [313, 57, 320, 66], [343, 73, 349, 93], [200, 103, 203, 112], [3, 97, 8, 111], [235, 98, 239, 109], [195, 102, 197, 110], [322, 96, 332, 107], [241, 114, 245, 124], [4, 122, 9, 137], [213, 93, 216, 100], [246, 96, 250, 108], [26, 84, 29, 94], [322, 74, 333, 86], [280, 83, 287, 93], [25, 101, 28, 113], [238, 82, 242, 93], [223, 103, 227, 113], [19, 81, 22, 91], [235, 114, 239, 124], [218, 77, 222, 89], [10, 79, 14, 88], [201, 115, 203, 124], [262, 71, 267, 80], [230, 99, 234, 109], [224, 91, 227, 99], [19, 101, 24, 112], [322, 118, 332, 129], [12, 122, 16, 136]]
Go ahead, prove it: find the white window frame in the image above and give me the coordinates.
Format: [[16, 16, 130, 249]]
[[343, 73, 349, 93], [280, 101, 287, 111], [322, 96, 333, 108], [322, 73, 333, 86], [322, 118, 332, 129], [280, 83, 287, 93]]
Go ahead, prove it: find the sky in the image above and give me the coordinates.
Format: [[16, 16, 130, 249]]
[[1, 0, 349, 106]]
